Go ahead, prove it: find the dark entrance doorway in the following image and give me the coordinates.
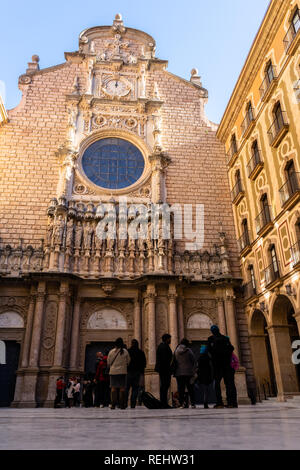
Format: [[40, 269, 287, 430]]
[[84, 342, 115, 377], [190, 340, 216, 405], [0, 341, 20, 407]]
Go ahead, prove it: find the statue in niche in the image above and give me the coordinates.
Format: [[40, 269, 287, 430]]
[[75, 221, 83, 249], [46, 218, 54, 247], [53, 215, 65, 246], [83, 222, 94, 250], [66, 219, 74, 248]]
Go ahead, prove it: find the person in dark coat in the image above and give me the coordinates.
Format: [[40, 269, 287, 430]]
[[155, 333, 173, 408], [207, 325, 237, 408], [82, 374, 94, 408], [174, 338, 196, 408], [54, 377, 65, 408], [126, 339, 147, 408], [94, 351, 103, 407], [197, 345, 214, 409]]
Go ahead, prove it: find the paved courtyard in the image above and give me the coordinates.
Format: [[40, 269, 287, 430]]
[[1, 399, 300, 450]]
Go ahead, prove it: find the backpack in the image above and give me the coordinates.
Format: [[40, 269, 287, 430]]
[[141, 391, 166, 409]]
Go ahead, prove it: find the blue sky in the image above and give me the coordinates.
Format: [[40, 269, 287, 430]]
[[0, 0, 270, 123]]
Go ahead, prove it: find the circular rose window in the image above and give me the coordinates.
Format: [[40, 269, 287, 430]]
[[81, 138, 145, 190]]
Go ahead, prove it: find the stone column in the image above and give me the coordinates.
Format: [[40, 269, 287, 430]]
[[21, 281, 46, 406], [147, 284, 156, 367], [21, 286, 36, 368], [216, 297, 227, 335], [225, 293, 240, 360], [45, 281, 69, 406], [267, 325, 299, 401], [177, 291, 185, 342], [168, 283, 178, 351], [69, 296, 82, 370], [134, 294, 142, 346], [28, 282, 46, 367], [293, 310, 300, 336]]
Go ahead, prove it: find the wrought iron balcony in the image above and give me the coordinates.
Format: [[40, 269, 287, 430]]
[[267, 111, 289, 147], [231, 179, 244, 204], [264, 262, 281, 288], [241, 108, 256, 138], [255, 206, 273, 236], [244, 281, 257, 300], [290, 240, 300, 267], [246, 148, 263, 180], [259, 66, 277, 101], [283, 12, 300, 53], [238, 230, 251, 255], [279, 172, 300, 208], [226, 141, 238, 166]]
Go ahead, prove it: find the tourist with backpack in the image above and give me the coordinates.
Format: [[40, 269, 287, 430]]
[[207, 325, 237, 409]]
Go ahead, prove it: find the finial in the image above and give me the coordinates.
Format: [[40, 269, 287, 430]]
[[115, 13, 122, 20], [26, 54, 40, 74], [112, 13, 125, 34], [190, 68, 202, 87]]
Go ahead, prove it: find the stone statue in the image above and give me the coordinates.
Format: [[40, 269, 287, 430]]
[[83, 222, 94, 250], [75, 221, 83, 249], [66, 219, 74, 248], [53, 215, 65, 246]]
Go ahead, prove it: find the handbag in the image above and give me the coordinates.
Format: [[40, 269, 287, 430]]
[[105, 349, 121, 375]]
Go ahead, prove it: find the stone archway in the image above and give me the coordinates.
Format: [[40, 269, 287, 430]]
[[249, 309, 276, 398], [268, 295, 300, 399]]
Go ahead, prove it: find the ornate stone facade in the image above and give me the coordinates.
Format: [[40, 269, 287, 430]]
[[0, 14, 251, 406], [217, 0, 300, 401]]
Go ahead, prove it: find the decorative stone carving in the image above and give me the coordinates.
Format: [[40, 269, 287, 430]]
[[187, 313, 213, 329], [87, 309, 127, 330], [0, 311, 24, 328], [40, 301, 58, 366]]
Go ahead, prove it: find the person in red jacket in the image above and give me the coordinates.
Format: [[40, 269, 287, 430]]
[[95, 350, 110, 408], [54, 377, 65, 408]]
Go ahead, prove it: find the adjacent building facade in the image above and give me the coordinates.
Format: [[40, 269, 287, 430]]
[[217, 0, 300, 401], [0, 93, 7, 126], [0, 15, 251, 407]]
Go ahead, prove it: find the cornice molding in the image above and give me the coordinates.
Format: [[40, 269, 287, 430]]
[[217, 0, 290, 143]]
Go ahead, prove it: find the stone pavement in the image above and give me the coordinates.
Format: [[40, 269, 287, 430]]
[[1, 399, 300, 450]]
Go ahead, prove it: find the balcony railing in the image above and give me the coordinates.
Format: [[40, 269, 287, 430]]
[[231, 179, 244, 203], [264, 262, 281, 287], [241, 109, 256, 137], [267, 111, 289, 146], [244, 281, 257, 300], [227, 142, 238, 165], [259, 66, 277, 100], [255, 206, 273, 235], [247, 149, 263, 178], [283, 12, 300, 52], [238, 230, 251, 254], [279, 172, 300, 207], [290, 240, 300, 267]]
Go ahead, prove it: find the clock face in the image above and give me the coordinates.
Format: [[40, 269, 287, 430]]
[[103, 79, 131, 98]]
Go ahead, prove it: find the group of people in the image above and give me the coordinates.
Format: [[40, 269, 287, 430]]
[[155, 326, 239, 409], [54, 325, 239, 409]]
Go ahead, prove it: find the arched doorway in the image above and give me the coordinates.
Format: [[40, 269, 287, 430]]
[[249, 309, 276, 399], [0, 311, 24, 407], [84, 308, 132, 378], [268, 295, 300, 398], [186, 313, 216, 405]]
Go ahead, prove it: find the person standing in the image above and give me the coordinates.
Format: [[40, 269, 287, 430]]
[[126, 339, 147, 409], [73, 378, 81, 407], [54, 376, 65, 408], [82, 374, 94, 408], [95, 350, 110, 408], [94, 351, 103, 407], [65, 377, 75, 408], [107, 337, 130, 410], [155, 333, 173, 408], [197, 345, 214, 409], [174, 339, 196, 409], [207, 325, 237, 409]]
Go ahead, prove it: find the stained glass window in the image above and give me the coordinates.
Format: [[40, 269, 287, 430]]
[[82, 138, 145, 189]]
